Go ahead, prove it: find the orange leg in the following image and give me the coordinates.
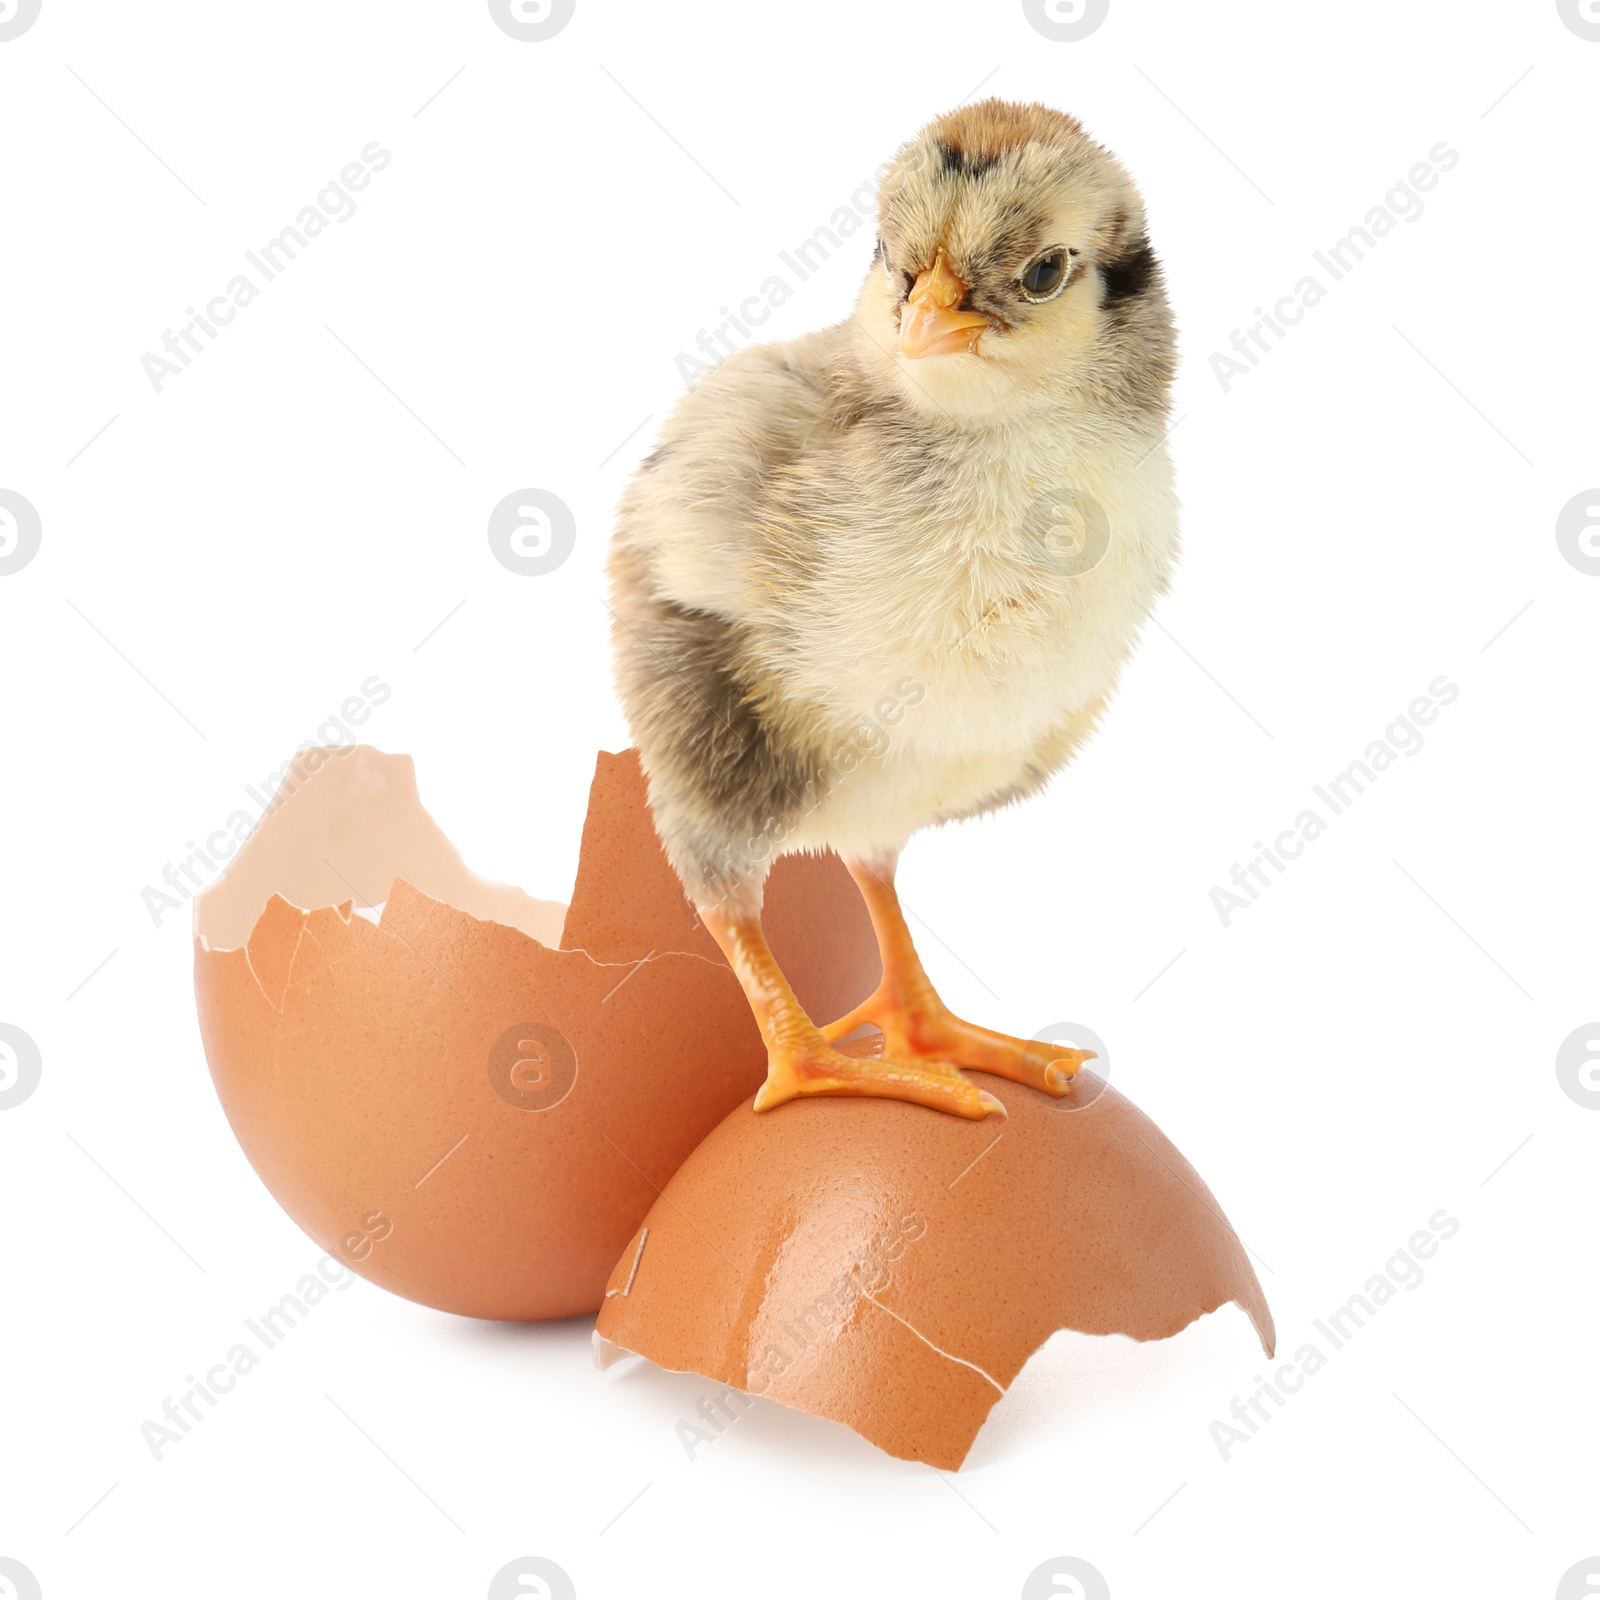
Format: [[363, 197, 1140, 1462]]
[[699, 901, 1004, 1120], [821, 858, 1095, 1097]]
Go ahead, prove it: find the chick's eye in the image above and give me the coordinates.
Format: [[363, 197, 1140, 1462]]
[[1019, 247, 1069, 302]]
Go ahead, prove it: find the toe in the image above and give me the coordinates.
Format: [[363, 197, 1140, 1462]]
[[753, 1045, 999, 1120]]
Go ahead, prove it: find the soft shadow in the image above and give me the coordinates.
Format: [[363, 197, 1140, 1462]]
[[605, 1351, 923, 1476], [415, 1305, 599, 1362], [964, 1308, 1249, 1470]]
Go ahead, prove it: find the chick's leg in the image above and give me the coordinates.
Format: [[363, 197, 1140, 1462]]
[[699, 902, 1004, 1120], [822, 858, 1094, 1096]]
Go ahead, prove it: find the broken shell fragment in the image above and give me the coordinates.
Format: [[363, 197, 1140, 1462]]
[[594, 1072, 1274, 1469], [192, 745, 879, 1320]]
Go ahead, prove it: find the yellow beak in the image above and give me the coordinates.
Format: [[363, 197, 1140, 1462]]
[[899, 251, 990, 359]]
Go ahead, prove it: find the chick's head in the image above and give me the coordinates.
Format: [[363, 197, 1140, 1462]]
[[859, 99, 1171, 423]]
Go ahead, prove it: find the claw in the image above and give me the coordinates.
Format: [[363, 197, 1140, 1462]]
[[1042, 1047, 1095, 1095]]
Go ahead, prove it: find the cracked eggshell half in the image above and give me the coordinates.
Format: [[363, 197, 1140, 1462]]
[[594, 1071, 1274, 1468], [192, 746, 879, 1321]]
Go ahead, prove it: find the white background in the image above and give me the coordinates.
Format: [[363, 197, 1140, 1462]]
[[2, 1, 1596, 1597]]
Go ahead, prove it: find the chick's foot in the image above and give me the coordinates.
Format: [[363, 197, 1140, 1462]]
[[755, 1037, 1005, 1120], [823, 989, 1093, 1097], [697, 898, 1004, 1120], [831, 857, 1095, 1097]]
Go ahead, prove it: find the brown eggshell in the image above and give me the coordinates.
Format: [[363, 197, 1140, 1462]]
[[192, 745, 879, 1320], [594, 1071, 1274, 1468]]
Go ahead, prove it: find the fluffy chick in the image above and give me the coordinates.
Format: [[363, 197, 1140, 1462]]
[[609, 99, 1178, 1120]]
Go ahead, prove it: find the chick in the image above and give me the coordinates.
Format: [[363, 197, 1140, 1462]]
[[609, 100, 1178, 1120]]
